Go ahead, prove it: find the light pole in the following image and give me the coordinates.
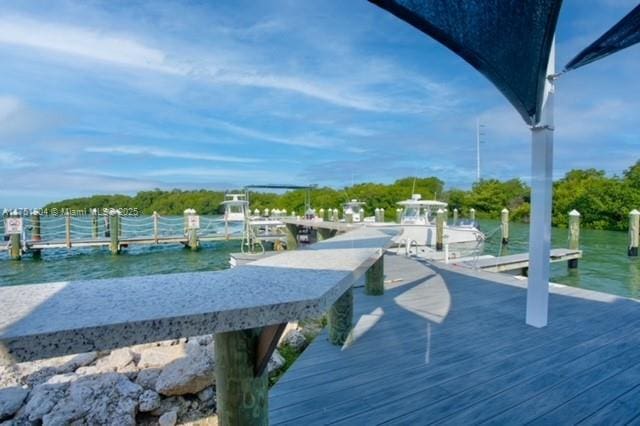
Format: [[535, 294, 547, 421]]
[[475, 119, 485, 183]]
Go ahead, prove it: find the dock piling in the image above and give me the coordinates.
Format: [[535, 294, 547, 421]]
[[629, 209, 639, 257], [436, 208, 445, 251], [65, 211, 72, 248], [31, 211, 42, 258], [396, 208, 402, 224], [153, 211, 159, 243], [470, 208, 476, 223], [110, 210, 120, 255], [568, 209, 580, 268], [91, 209, 99, 239], [345, 211, 354, 224], [365, 254, 384, 295], [501, 208, 510, 245], [319, 208, 325, 221], [453, 208, 458, 225], [186, 210, 200, 251], [328, 288, 353, 345], [215, 328, 268, 426], [285, 224, 298, 250]]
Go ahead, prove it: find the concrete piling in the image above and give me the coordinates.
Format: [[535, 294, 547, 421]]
[[110, 210, 120, 255], [568, 209, 580, 268], [629, 209, 639, 257], [501, 208, 510, 245], [453, 208, 458, 226], [470, 208, 476, 222], [436, 208, 445, 251]]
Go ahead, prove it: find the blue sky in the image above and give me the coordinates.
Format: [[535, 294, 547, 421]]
[[0, 0, 638, 207]]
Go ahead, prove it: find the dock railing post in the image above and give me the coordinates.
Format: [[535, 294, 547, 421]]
[[186, 210, 200, 251], [501, 208, 510, 245], [153, 211, 159, 243], [319, 208, 325, 221], [328, 288, 353, 345], [568, 209, 580, 268], [374, 208, 380, 223], [436, 208, 445, 251], [365, 252, 385, 295], [91, 209, 99, 239], [110, 210, 120, 255], [380, 208, 385, 223], [396, 208, 402, 224], [453, 208, 458, 226], [629, 209, 639, 257], [31, 210, 41, 259], [65, 211, 72, 248], [470, 208, 476, 223], [6, 213, 22, 260]]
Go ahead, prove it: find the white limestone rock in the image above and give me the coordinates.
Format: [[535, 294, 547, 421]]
[[159, 410, 178, 426], [0, 387, 29, 421], [268, 349, 286, 374], [155, 345, 215, 396], [138, 389, 161, 412], [18, 352, 97, 386], [135, 368, 162, 390], [95, 347, 135, 373], [137, 344, 186, 369], [22, 372, 142, 425], [282, 329, 307, 351], [197, 387, 215, 402]]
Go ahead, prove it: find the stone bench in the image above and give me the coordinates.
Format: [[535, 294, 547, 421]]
[[0, 226, 396, 425]]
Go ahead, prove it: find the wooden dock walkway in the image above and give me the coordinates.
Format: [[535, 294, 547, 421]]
[[270, 254, 640, 424], [453, 248, 582, 273]]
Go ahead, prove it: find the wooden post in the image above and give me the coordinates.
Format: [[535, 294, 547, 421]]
[[501, 208, 510, 245], [453, 208, 458, 226], [110, 211, 120, 255], [629, 209, 639, 257], [328, 288, 353, 345], [333, 209, 339, 222], [91, 210, 99, 239], [65, 211, 72, 248], [374, 208, 380, 223], [568, 209, 580, 268], [319, 208, 325, 221], [365, 254, 384, 295], [215, 328, 268, 426], [31, 211, 41, 241], [380, 208, 385, 223], [436, 208, 445, 251], [469, 208, 476, 222], [9, 233, 21, 260], [396, 208, 402, 224], [153, 211, 159, 243], [285, 224, 298, 250], [186, 212, 200, 251]]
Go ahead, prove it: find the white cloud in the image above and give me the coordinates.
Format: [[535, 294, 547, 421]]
[[84, 145, 261, 163], [0, 151, 36, 169]]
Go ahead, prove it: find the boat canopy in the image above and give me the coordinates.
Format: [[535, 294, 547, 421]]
[[397, 194, 446, 208], [221, 194, 248, 205]]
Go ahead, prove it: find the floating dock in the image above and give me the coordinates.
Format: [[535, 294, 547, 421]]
[[454, 248, 582, 273], [270, 254, 640, 424]]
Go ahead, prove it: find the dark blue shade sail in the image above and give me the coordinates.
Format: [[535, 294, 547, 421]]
[[368, 0, 563, 125], [565, 4, 640, 71]]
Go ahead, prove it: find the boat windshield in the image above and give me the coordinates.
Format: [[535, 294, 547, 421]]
[[404, 207, 420, 218]]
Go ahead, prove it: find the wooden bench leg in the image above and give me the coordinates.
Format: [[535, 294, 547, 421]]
[[215, 328, 269, 426], [328, 288, 353, 345], [365, 255, 384, 295]]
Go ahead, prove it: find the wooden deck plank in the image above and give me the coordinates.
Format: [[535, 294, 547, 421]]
[[270, 255, 640, 425]]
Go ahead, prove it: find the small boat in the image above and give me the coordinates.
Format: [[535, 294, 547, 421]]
[[392, 194, 484, 248], [342, 199, 366, 223], [221, 193, 249, 222]]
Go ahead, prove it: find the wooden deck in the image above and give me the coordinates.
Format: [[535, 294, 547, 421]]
[[270, 254, 640, 424]]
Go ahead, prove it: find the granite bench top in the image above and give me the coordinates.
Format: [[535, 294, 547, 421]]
[[0, 227, 397, 364]]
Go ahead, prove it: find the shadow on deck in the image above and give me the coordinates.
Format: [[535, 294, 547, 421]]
[[270, 254, 640, 425]]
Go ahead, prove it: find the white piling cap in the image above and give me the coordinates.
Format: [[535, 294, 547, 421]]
[[470, 208, 476, 212], [631, 209, 640, 216], [569, 209, 581, 216], [453, 208, 458, 212], [501, 208, 509, 213], [437, 208, 444, 214]]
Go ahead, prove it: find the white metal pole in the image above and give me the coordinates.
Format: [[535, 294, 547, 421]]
[[476, 118, 480, 182], [526, 39, 555, 328]]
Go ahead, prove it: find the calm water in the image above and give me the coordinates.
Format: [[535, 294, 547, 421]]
[[2, 218, 639, 300], [479, 219, 640, 299]]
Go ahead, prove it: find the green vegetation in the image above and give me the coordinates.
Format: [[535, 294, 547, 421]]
[[43, 161, 640, 231]]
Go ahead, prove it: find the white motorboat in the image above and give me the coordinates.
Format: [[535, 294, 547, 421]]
[[342, 199, 366, 223], [391, 194, 484, 247]]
